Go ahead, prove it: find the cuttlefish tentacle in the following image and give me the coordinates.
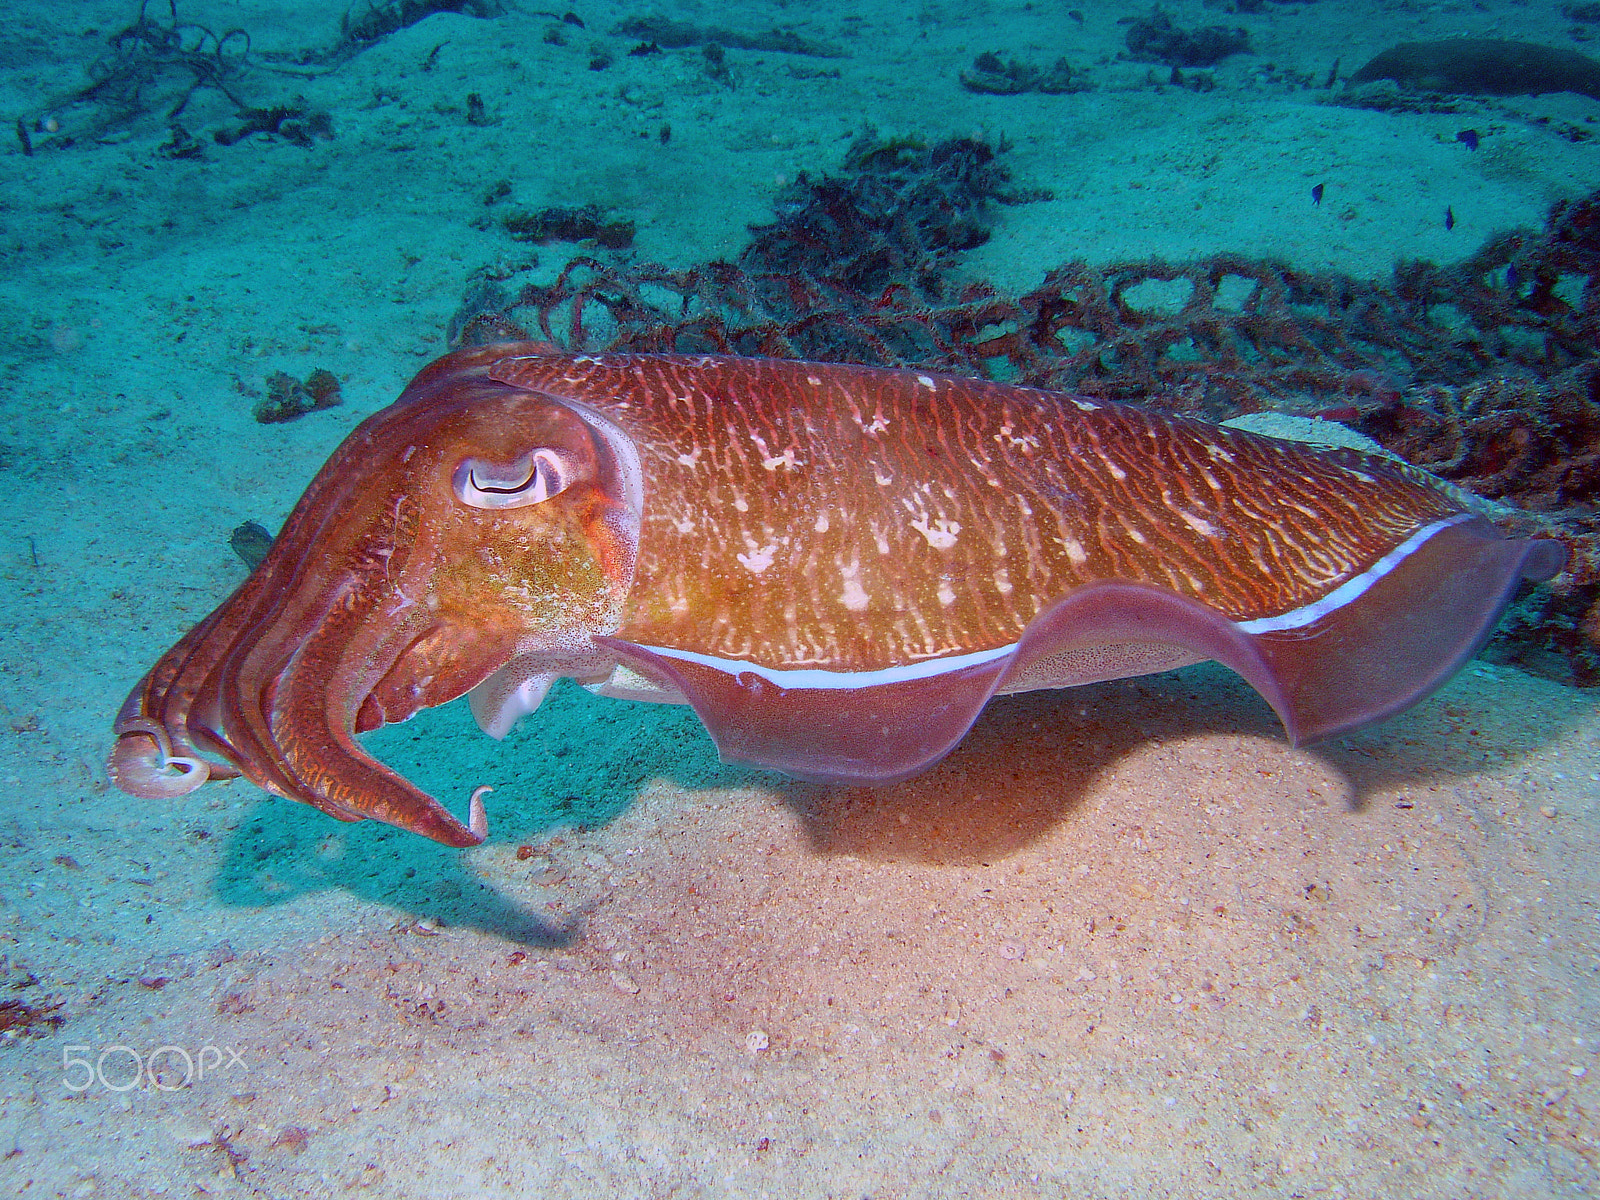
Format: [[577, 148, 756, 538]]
[[106, 716, 211, 799]]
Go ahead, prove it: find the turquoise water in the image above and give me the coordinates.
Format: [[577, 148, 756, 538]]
[[1, 2, 1597, 1195]]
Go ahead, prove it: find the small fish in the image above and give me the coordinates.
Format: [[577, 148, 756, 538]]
[[1445, 205, 1455, 230], [1456, 129, 1480, 150], [1311, 183, 1324, 205]]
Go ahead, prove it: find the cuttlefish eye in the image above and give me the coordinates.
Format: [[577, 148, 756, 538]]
[[451, 448, 583, 510]]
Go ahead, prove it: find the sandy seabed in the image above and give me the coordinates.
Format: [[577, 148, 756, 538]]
[[0, 0, 1597, 1195]]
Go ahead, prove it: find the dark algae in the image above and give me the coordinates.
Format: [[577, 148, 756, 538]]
[[15, 0, 506, 152], [229, 521, 276, 571], [1123, 8, 1251, 69], [960, 53, 1088, 96], [503, 205, 635, 249]]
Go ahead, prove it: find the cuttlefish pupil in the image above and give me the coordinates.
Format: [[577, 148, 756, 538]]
[[107, 344, 1565, 848], [455, 448, 577, 509]]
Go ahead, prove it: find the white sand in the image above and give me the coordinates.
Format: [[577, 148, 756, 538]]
[[1, 0, 1598, 1195]]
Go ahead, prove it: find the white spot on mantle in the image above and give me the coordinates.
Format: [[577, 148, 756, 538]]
[[761, 449, 801, 471], [738, 544, 777, 573], [911, 518, 962, 550], [995, 425, 1040, 451], [839, 565, 869, 611]]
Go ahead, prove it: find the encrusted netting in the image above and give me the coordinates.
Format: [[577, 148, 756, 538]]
[[452, 137, 1600, 683]]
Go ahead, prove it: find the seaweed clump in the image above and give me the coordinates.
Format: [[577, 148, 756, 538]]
[[1124, 8, 1251, 68], [31, 0, 257, 144], [741, 132, 1051, 298], [960, 53, 1088, 95], [16, 0, 506, 153], [0, 968, 65, 1040], [503, 205, 635, 249]]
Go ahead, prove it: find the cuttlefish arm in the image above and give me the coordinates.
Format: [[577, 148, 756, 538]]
[[109, 345, 1563, 845], [109, 343, 639, 846]]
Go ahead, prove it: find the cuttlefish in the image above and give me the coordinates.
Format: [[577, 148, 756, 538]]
[[109, 344, 1564, 846]]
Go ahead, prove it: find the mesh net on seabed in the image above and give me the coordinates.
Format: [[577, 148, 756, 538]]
[[454, 145, 1600, 685]]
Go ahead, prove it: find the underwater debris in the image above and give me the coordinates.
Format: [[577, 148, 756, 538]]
[[611, 15, 844, 58], [156, 122, 204, 158], [339, 0, 505, 51], [253, 369, 343, 424], [701, 43, 734, 88], [213, 102, 333, 147], [446, 266, 532, 345], [0, 999, 64, 1039], [960, 53, 1088, 96], [16, 0, 504, 152], [503, 205, 635, 249], [1123, 8, 1251, 69], [0, 969, 65, 1040], [1349, 39, 1600, 101], [740, 132, 1051, 296], [23, 0, 257, 145]]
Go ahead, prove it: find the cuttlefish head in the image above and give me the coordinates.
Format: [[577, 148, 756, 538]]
[[108, 344, 639, 846]]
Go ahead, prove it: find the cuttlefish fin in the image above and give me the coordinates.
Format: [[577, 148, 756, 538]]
[[594, 637, 1011, 785], [593, 518, 1564, 780]]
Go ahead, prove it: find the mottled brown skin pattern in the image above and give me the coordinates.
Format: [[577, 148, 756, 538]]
[[492, 354, 1460, 671]]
